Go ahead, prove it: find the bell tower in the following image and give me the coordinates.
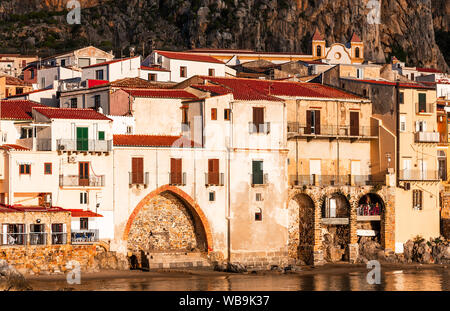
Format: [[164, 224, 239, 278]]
[[312, 29, 326, 59], [350, 32, 364, 64]]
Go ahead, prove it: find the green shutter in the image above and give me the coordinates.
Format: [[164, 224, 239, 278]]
[[76, 127, 88, 151], [98, 131, 105, 141]]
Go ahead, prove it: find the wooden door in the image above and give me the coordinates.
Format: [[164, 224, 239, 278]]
[[76, 127, 88, 151], [253, 107, 264, 133], [79, 162, 89, 186], [350, 111, 359, 136], [170, 158, 182, 184]]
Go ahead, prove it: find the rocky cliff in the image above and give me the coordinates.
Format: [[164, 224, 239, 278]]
[[0, 0, 448, 71]]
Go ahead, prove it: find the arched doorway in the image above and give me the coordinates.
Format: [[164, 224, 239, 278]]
[[320, 193, 350, 262], [357, 193, 385, 243], [289, 193, 315, 265], [123, 186, 213, 267]]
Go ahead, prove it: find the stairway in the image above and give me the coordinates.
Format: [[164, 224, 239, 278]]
[[141, 251, 211, 270]]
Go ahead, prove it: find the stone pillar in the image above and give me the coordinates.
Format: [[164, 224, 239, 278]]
[[348, 196, 359, 263], [382, 188, 396, 251], [313, 193, 324, 266], [441, 193, 450, 239]]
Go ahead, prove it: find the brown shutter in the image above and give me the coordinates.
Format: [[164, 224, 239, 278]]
[[208, 159, 219, 185], [350, 111, 359, 136], [211, 108, 217, 120], [171, 158, 182, 184], [253, 107, 264, 132], [132, 158, 143, 183], [314, 110, 321, 135], [305, 110, 312, 134]]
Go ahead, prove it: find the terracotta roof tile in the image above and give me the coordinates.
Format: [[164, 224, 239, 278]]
[[114, 134, 200, 148], [123, 89, 198, 99], [312, 29, 324, 41], [416, 67, 442, 73], [156, 50, 224, 64], [350, 33, 362, 43], [0, 75, 31, 86], [0, 100, 43, 120], [82, 56, 139, 69], [90, 77, 175, 89], [66, 209, 103, 217], [0, 144, 30, 151], [33, 107, 112, 121]]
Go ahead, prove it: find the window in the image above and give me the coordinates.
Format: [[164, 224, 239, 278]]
[[208, 68, 215, 77], [94, 95, 101, 110], [70, 98, 78, 108], [211, 108, 217, 120], [306, 110, 320, 134], [181, 107, 188, 125], [3, 224, 25, 245], [131, 157, 144, 184], [355, 47, 360, 58], [41, 77, 45, 88], [209, 191, 215, 202], [98, 131, 105, 141], [207, 159, 220, 185], [80, 192, 88, 204], [30, 69, 35, 79], [180, 66, 187, 78], [357, 68, 364, 79], [316, 45, 322, 57], [224, 109, 231, 121], [95, 69, 104, 80], [20, 127, 33, 139], [96, 59, 106, 64], [5, 88, 8, 97], [170, 158, 183, 185], [411, 73, 415, 81], [149, 73, 157, 81], [21, 60, 26, 67], [400, 115, 406, 132], [412, 190, 423, 210], [61, 59, 66, 67], [78, 58, 90, 68], [256, 193, 263, 201], [29, 224, 46, 245], [126, 126, 133, 134], [255, 208, 262, 221], [51, 223, 66, 244], [418, 93, 427, 112], [416, 120, 427, 132], [19, 164, 31, 175], [16, 88, 23, 95], [252, 107, 265, 133], [252, 160, 264, 185], [399, 92, 404, 104], [44, 163, 52, 175], [80, 218, 88, 230]]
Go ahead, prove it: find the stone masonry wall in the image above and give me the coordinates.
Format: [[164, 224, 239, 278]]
[[441, 194, 450, 239], [127, 192, 207, 256]]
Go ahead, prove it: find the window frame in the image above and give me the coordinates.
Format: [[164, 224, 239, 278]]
[[80, 192, 88, 205], [98, 131, 105, 141], [95, 69, 104, 80], [44, 163, 52, 175], [224, 109, 231, 121], [180, 66, 187, 78], [19, 164, 31, 175], [211, 108, 217, 121], [412, 189, 423, 210], [80, 218, 89, 230]]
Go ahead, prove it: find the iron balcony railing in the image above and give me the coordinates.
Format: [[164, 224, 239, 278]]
[[357, 204, 382, 216], [289, 174, 385, 186], [251, 173, 268, 185], [415, 102, 434, 114], [398, 170, 440, 181], [51, 232, 68, 245], [0, 232, 69, 246], [29, 232, 47, 245], [287, 122, 377, 137], [249, 122, 271, 134], [205, 172, 224, 186], [2, 233, 27, 245], [129, 172, 150, 186], [59, 175, 105, 187], [56, 139, 112, 152], [71, 229, 99, 244], [36, 139, 51, 151], [169, 172, 186, 186], [414, 131, 440, 143]]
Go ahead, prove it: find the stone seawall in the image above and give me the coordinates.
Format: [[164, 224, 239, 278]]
[[0, 245, 98, 275]]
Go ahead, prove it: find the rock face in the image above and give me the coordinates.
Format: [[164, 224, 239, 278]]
[[94, 251, 129, 271], [0, 0, 447, 71], [322, 233, 346, 262], [0, 260, 32, 291], [403, 237, 450, 264]]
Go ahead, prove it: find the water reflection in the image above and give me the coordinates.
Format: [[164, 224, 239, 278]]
[[28, 269, 449, 291]]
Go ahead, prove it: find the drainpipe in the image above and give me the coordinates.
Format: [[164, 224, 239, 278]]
[[395, 83, 400, 187], [8, 150, 12, 205], [227, 100, 234, 264], [295, 100, 299, 182], [337, 100, 340, 179]]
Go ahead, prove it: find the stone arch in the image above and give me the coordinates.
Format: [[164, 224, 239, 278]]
[[288, 193, 316, 265], [123, 185, 213, 253], [321, 192, 350, 218], [356, 192, 386, 244]]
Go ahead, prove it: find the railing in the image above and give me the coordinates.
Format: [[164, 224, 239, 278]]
[[1, 232, 71, 246], [414, 131, 440, 143], [2, 233, 27, 245], [59, 175, 105, 187], [181, 122, 190, 132], [56, 139, 112, 152], [289, 174, 385, 186], [357, 204, 381, 216], [36, 139, 52, 151], [71, 229, 99, 244], [205, 172, 224, 186], [398, 170, 439, 181], [249, 122, 270, 134], [51, 232, 68, 245], [169, 172, 186, 186], [29, 232, 47, 245], [287, 122, 377, 137], [251, 173, 268, 185], [129, 172, 149, 186], [415, 102, 434, 114]]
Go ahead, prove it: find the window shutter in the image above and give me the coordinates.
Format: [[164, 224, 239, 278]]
[[2, 224, 7, 245], [211, 108, 217, 120], [305, 110, 312, 134], [415, 121, 420, 132], [423, 121, 427, 132], [315, 110, 321, 135]]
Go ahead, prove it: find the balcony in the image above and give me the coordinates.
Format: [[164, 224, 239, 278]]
[[129, 172, 150, 186], [414, 131, 440, 143], [289, 174, 385, 187], [56, 139, 112, 153], [205, 172, 224, 186], [398, 170, 439, 181], [357, 203, 381, 221], [249, 122, 270, 134], [169, 172, 186, 186], [0, 232, 69, 246], [415, 102, 434, 114], [181, 122, 190, 132], [59, 175, 105, 187], [71, 229, 99, 244], [251, 173, 268, 186], [287, 123, 377, 140], [36, 139, 51, 151]]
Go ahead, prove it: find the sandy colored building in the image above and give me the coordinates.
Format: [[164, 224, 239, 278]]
[[0, 75, 33, 98]]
